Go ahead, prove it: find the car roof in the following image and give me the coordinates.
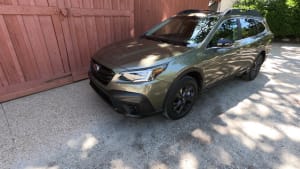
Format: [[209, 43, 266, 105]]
[[176, 9, 221, 18], [176, 9, 262, 18]]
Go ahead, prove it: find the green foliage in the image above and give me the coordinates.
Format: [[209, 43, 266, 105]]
[[234, 0, 300, 38]]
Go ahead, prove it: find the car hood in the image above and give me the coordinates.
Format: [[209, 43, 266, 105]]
[[92, 38, 190, 71]]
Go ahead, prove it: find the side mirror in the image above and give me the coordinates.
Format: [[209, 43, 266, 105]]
[[217, 38, 233, 47]]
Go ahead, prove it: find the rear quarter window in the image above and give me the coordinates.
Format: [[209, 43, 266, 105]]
[[255, 20, 265, 34], [240, 18, 258, 38]]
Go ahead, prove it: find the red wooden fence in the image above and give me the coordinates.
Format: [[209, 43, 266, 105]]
[[0, 0, 134, 102], [134, 0, 209, 35], [0, 0, 208, 102]]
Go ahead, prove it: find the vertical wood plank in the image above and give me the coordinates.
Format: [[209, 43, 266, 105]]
[[111, 0, 120, 10], [0, 15, 25, 84], [83, 0, 99, 55], [82, 0, 92, 8], [94, 0, 104, 9], [39, 16, 65, 75], [103, 0, 112, 9], [22, 16, 53, 79], [104, 16, 112, 45], [103, 0, 113, 45], [111, 16, 116, 42], [75, 22, 90, 67], [34, 0, 65, 75], [18, 0, 54, 79], [126, 17, 130, 38], [94, 0, 106, 49], [120, 0, 126, 10], [70, 0, 91, 69], [50, 0, 71, 73], [0, 62, 9, 87], [4, 15, 40, 81], [70, 0, 80, 8], [3, 0, 39, 83], [67, 0, 83, 72], [47, 0, 56, 6], [56, 0, 79, 74], [134, 0, 140, 36], [52, 15, 71, 73], [119, 16, 124, 40], [129, 0, 134, 37], [61, 0, 82, 74], [125, 16, 130, 40]]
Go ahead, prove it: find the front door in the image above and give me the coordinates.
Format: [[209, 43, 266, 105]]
[[201, 18, 240, 86]]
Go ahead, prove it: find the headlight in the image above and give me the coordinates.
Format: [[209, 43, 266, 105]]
[[119, 64, 167, 83]]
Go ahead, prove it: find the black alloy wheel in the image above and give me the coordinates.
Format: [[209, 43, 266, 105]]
[[164, 76, 198, 120]]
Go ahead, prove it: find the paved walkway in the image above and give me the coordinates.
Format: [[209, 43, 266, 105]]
[[1, 43, 300, 169]]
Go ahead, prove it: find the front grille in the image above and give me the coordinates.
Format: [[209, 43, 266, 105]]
[[91, 60, 115, 85]]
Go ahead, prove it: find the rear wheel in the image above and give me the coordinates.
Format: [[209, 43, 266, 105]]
[[243, 55, 264, 81], [164, 76, 198, 120]]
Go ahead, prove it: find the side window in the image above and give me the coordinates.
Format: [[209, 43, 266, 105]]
[[208, 19, 239, 47], [189, 17, 218, 44], [240, 18, 258, 38], [256, 20, 265, 34]]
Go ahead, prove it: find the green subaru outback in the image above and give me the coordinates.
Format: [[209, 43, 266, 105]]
[[89, 9, 273, 120]]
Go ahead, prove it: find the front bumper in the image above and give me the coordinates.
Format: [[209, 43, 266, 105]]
[[89, 73, 158, 117]]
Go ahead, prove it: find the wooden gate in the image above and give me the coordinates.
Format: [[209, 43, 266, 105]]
[[0, 0, 209, 102], [0, 0, 134, 102], [134, 0, 209, 35]]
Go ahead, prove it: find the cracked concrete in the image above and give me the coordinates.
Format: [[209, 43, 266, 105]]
[[1, 43, 300, 169]]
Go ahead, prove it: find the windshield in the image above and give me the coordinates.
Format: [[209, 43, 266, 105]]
[[144, 16, 219, 46]]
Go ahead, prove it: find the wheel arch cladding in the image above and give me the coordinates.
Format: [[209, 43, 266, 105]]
[[186, 71, 203, 90]]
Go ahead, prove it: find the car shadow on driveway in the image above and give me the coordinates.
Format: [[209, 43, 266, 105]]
[[77, 73, 279, 169]]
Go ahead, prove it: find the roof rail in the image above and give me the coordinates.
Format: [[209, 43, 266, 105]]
[[223, 8, 262, 17], [177, 9, 218, 15]]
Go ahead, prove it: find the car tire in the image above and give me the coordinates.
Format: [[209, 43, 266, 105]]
[[164, 76, 198, 120], [242, 55, 264, 81]]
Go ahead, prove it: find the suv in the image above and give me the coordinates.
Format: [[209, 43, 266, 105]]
[[89, 9, 273, 120]]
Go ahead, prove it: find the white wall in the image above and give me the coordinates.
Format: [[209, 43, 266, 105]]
[[219, 0, 237, 11]]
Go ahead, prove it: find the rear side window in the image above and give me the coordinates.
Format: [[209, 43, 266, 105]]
[[256, 20, 265, 33], [208, 19, 239, 47], [240, 18, 258, 38]]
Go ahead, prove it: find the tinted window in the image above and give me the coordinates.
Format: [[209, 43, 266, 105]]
[[145, 16, 218, 46], [188, 17, 219, 44], [209, 19, 239, 47], [256, 20, 265, 33], [240, 18, 258, 38]]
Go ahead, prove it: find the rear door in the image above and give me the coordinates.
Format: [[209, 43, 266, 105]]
[[235, 17, 265, 71]]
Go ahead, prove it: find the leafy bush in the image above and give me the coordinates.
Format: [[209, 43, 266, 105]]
[[234, 0, 300, 38]]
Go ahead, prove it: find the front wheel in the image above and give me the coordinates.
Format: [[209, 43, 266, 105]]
[[164, 76, 198, 120]]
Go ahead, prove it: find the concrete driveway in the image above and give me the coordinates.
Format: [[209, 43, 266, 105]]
[[1, 43, 300, 169]]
